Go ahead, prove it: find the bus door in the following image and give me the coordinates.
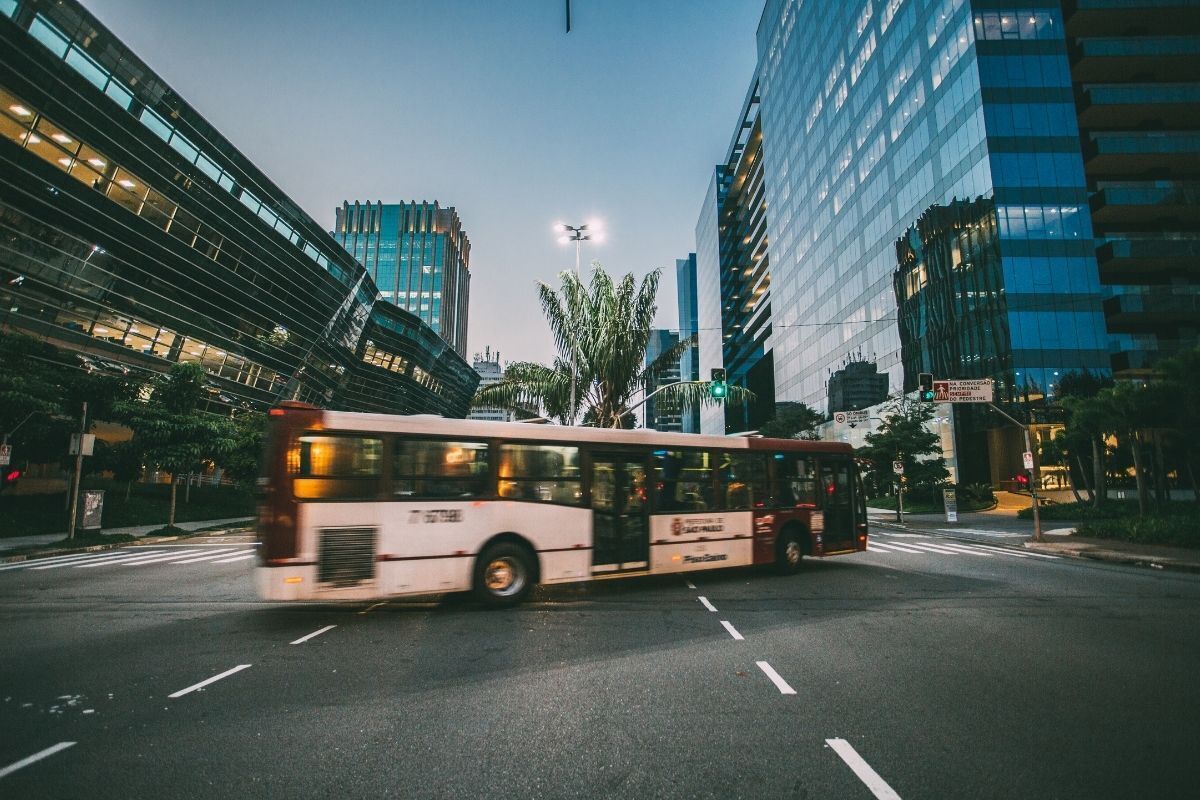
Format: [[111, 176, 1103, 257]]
[[590, 453, 650, 572], [818, 457, 857, 554]]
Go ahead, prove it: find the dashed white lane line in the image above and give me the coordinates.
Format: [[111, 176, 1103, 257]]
[[756, 661, 796, 694], [211, 552, 257, 564], [720, 620, 744, 640], [685, 580, 697, 589], [0, 741, 76, 780], [826, 738, 902, 800], [167, 664, 252, 699], [698, 596, 717, 612], [290, 625, 337, 645]]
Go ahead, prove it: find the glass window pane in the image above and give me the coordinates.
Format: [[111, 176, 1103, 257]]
[[776, 454, 817, 506], [652, 450, 714, 512], [292, 435, 383, 500], [394, 439, 490, 498], [107, 167, 146, 214], [138, 107, 173, 142], [497, 444, 581, 504], [168, 131, 199, 163], [105, 80, 133, 110], [65, 45, 109, 90], [139, 187, 174, 230], [0, 0, 18, 19], [29, 15, 69, 58], [196, 153, 221, 183]]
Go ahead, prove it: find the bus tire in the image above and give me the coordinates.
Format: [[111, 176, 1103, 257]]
[[473, 542, 535, 607], [775, 526, 806, 575]]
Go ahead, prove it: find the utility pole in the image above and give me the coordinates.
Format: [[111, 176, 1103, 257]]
[[67, 401, 87, 541], [988, 402, 1043, 543]]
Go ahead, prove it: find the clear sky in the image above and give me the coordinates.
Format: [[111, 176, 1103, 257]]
[[83, 0, 763, 366]]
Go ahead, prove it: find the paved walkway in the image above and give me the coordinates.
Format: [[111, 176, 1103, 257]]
[[0, 517, 253, 554]]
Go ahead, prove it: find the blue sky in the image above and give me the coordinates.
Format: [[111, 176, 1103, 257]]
[[84, 0, 763, 365]]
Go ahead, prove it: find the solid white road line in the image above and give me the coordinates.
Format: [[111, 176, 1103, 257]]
[[170, 549, 251, 564], [698, 596, 717, 612], [756, 661, 796, 695], [720, 620, 744, 640], [291, 625, 337, 645], [211, 552, 257, 564], [0, 741, 76, 780], [168, 664, 252, 699], [826, 738, 902, 800]]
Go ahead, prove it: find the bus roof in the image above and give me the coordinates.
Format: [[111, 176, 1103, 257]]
[[294, 409, 854, 454]]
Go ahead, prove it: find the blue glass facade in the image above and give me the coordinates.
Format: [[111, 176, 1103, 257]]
[[695, 174, 725, 435], [334, 200, 471, 358], [754, 0, 1108, 416], [644, 329, 682, 432]]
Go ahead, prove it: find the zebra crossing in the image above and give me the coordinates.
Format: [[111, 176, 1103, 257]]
[[867, 532, 1060, 561], [0, 544, 259, 574]]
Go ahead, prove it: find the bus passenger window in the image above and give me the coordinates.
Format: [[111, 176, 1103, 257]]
[[719, 451, 769, 510], [775, 454, 817, 507], [651, 450, 714, 512], [394, 439, 490, 498], [291, 435, 382, 500], [497, 444, 582, 505]]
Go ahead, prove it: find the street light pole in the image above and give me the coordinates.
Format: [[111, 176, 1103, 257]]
[[556, 223, 592, 425]]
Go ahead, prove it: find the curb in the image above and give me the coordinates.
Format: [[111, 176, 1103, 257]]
[[1023, 544, 1200, 574], [0, 525, 253, 565]]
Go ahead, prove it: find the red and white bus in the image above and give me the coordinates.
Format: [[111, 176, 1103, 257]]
[[257, 403, 868, 606]]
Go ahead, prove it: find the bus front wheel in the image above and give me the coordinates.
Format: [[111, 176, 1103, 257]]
[[775, 527, 806, 575], [473, 542, 535, 607]]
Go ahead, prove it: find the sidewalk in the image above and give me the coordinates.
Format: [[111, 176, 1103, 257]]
[[0, 517, 253, 555], [1025, 532, 1200, 573]]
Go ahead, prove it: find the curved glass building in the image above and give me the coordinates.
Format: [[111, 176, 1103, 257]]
[[0, 0, 478, 416]]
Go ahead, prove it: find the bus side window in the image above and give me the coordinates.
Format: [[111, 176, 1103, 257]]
[[291, 434, 383, 500], [497, 444, 582, 505], [651, 450, 713, 512], [720, 451, 768, 510], [394, 438, 490, 498], [775, 454, 816, 507]]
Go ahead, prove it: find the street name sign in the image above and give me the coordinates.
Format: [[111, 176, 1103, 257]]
[[1023, 451, 1035, 471], [932, 378, 994, 403], [0, 444, 10, 466], [892, 460, 904, 475]]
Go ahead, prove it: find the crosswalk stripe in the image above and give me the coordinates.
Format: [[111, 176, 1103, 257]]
[[902, 542, 961, 555], [0, 550, 154, 571], [874, 541, 925, 554], [74, 551, 186, 568], [116, 548, 240, 566], [171, 549, 253, 564], [211, 552, 257, 564], [931, 542, 997, 557], [867, 542, 896, 552], [34, 551, 167, 569], [942, 541, 1033, 559]]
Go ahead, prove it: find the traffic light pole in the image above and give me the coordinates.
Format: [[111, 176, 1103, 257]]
[[987, 402, 1042, 543]]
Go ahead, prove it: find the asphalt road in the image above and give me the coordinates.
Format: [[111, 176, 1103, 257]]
[[1, 530, 1198, 799]]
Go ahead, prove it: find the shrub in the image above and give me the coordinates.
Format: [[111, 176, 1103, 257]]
[[1077, 516, 1200, 549]]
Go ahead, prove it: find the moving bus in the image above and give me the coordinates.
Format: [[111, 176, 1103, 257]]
[[257, 403, 868, 606]]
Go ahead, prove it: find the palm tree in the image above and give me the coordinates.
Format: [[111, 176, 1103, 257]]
[[475, 264, 752, 427]]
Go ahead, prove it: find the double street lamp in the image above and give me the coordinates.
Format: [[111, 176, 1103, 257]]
[[554, 221, 601, 424]]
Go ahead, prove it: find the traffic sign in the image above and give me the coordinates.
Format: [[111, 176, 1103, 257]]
[[1023, 451, 1034, 471], [834, 410, 869, 426], [0, 444, 10, 466], [943, 488, 958, 523], [892, 460, 904, 475], [932, 378, 994, 403]]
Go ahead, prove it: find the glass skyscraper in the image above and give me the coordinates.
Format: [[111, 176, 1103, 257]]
[[334, 200, 471, 357], [675, 253, 700, 433], [756, 0, 1107, 419], [0, 0, 477, 417]]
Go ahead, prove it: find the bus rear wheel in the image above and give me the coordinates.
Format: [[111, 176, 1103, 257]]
[[473, 542, 535, 607], [775, 527, 806, 575]]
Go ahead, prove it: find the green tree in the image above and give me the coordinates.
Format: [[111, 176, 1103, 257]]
[[475, 264, 752, 427], [1055, 370, 1114, 507], [758, 403, 824, 440], [857, 399, 948, 515], [118, 363, 235, 528], [222, 412, 267, 486]]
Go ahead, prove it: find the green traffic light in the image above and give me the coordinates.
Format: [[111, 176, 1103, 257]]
[[709, 381, 728, 399]]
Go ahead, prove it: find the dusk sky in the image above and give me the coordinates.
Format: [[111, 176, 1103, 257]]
[[82, 0, 763, 366]]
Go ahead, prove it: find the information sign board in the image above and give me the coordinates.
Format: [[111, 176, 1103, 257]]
[[943, 488, 958, 523], [932, 379, 994, 403]]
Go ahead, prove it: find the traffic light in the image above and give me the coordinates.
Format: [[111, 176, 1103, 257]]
[[709, 368, 728, 400], [918, 372, 935, 402], [0, 468, 20, 493]]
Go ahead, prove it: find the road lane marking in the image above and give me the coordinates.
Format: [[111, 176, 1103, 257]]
[[698, 596, 717, 612], [685, 580, 696, 589], [170, 549, 251, 564], [867, 542, 896, 552], [211, 552, 257, 564], [0, 742, 76, 780], [27, 551, 166, 570], [876, 541, 925, 553], [947, 542, 1036, 559], [937, 528, 1024, 537], [110, 548, 239, 566], [291, 625, 337, 645], [756, 661, 796, 694], [168, 664, 252, 698], [73, 552, 187, 568], [932, 542, 996, 557], [720, 620, 744, 640], [902, 542, 961, 555], [826, 738, 902, 800]]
